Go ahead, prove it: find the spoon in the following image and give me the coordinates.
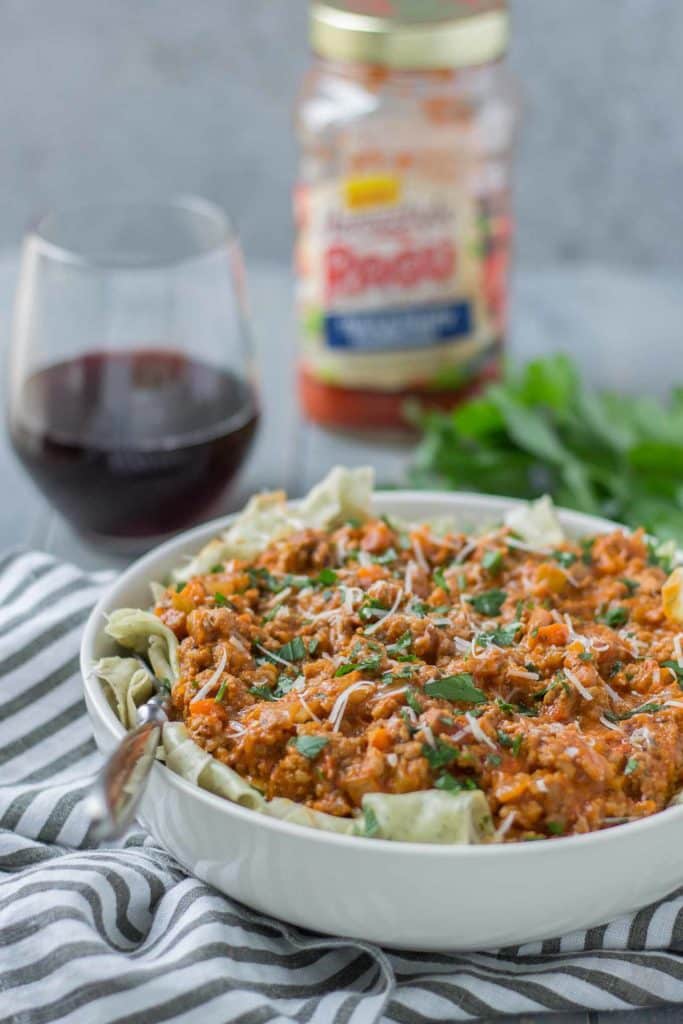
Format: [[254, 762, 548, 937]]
[[87, 677, 171, 841]]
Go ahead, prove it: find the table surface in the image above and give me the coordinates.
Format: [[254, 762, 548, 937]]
[[1, 252, 682, 1024]]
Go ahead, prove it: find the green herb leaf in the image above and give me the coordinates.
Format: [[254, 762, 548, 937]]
[[596, 605, 629, 628], [408, 355, 683, 546], [385, 631, 417, 662], [468, 589, 507, 616], [274, 674, 296, 698], [334, 655, 381, 677], [424, 673, 487, 704], [433, 567, 449, 592], [606, 702, 664, 722], [214, 592, 230, 607], [434, 772, 478, 792], [405, 687, 423, 715], [278, 636, 307, 662], [307, 638, 319, 657], [209, 563, 224, 574], [482, 549, 504, 575], [621, 577, 640, 596], [315, 567, 338, 586], [249, 684, 276, 702], [175, 582, 186, 593], [476, 621, 521, 648], [662, 660, 683, 687], [214, 681, 228, 703], [552, 550, 577, 568], [292, 735, 329, 759], [422, 738, 459, 770], [547, 819, 564, 835], [624, 756, 638, 775]]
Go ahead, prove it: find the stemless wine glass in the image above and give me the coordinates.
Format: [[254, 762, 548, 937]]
[[7, 197, 259, 548]]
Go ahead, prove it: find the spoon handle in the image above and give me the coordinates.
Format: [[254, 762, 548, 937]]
[[87, 715, 163, 840]]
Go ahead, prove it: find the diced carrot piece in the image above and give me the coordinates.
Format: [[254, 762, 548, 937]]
[[370, 727, 392, 751], [358, 564, 384, 582], [536, 623, 569, 646], [187, 699, 221, 717]]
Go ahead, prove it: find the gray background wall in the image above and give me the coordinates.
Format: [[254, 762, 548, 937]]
[[1, 0, 682, 269]]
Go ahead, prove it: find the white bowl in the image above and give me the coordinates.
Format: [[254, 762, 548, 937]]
[[81, 491, 683, 951]]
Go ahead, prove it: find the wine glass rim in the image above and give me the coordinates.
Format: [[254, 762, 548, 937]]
[[27, 195, 239, 269]]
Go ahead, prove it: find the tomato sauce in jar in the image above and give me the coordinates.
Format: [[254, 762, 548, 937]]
[[295, 1, 518, 432]]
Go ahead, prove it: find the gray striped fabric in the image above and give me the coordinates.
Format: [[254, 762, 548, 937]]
[[2, 550, 683, 1024]]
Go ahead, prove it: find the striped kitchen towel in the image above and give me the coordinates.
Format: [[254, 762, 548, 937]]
[[2, 549, 683, 1024]]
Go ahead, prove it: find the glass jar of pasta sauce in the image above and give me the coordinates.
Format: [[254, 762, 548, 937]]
[[295, 0, 518, 432]]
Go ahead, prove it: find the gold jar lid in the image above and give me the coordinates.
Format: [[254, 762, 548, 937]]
[[310, 1, 509, 70]]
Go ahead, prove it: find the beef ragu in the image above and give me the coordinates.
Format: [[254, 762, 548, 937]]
[[153, 511, 683, 842]]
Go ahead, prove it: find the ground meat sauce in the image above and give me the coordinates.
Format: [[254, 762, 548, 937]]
[[155, 517, 683, 841]]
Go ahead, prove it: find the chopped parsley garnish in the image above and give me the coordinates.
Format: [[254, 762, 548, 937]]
[[158, 678, 172, 695], [249, 684, 276, 702], [315, 567, 338, 586], [546, 820, 564, 835], [424, 673, 487, 704], [278, 636, 307, 662], [609, 660, 623, 678], [596, 605, 629, 628], [292, 735, 329, 759], [435, 772, 478, 792], [432, 567, 449, 592], [405, 687, 423, 715], [175, 582, 186, 593], [468, 589, 507, 617], [371, 547, 398, 565], [482, 549, 504, 575], [533, 680, 559, 701], [578, 651, 594, 661], [334, 654, 381, 677], [363, 805, 380, 837], [422, 738, 459, 770], [248, 567, 308, 594], [476, 621, 521, 648], [274, 674, 296, 698], [552, 550, 577, 568], [400, 708, 416, 732], [624, 756, 639, 775], [407, 600, 430, 617], [307, 638, 319, 657], [662, 660, 683, 687], [214, 592, 230, 607], [621, 577, 640, 596], [209, 563, 224, 574], [496, 696, 536, 717], [486, 753, 502, 766], [497, 730, 522, 755], [359, 597, 387, 623], [381, 666, 415, 685], [605, 702, 664, 722], [386, 631, 417, 662], [214, 680, 228, 703]]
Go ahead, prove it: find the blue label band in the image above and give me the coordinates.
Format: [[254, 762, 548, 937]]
[[324, 300, 472, 352]]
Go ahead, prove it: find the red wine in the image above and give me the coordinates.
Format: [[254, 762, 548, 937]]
[[10, 350, 259, 540]]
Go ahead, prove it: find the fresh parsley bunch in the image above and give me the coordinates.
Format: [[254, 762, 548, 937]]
[[409, 355, 683, 543]]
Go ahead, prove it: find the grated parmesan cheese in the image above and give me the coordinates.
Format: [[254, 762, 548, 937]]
[[465, 712, 497, 750], [191, 647, 228, 703], [564, 668, 593, 702]]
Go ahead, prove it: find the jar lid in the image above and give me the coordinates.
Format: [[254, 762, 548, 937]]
[[310, 1, 509, 70]]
